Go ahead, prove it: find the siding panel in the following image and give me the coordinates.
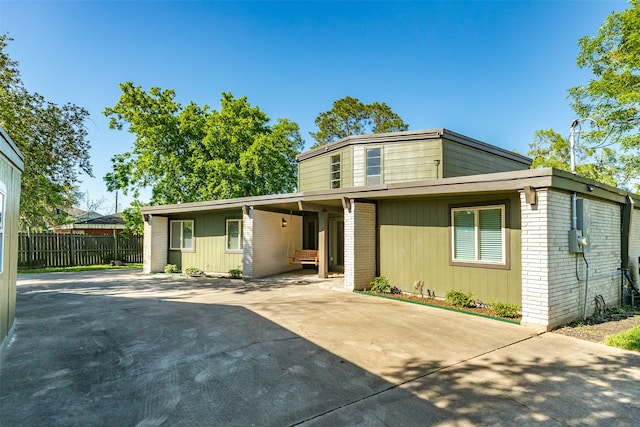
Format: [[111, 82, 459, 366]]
[[378, 194, 522, 305], [443, 141, 529, 177]]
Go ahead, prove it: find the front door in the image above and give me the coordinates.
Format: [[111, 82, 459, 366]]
[[329, 218, 344, 273]]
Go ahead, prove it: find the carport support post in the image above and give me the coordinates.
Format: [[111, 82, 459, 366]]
[[318, 211, 328, 278]]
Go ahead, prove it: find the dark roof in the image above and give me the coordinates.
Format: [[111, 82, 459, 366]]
[[75, 214, 125, 225]]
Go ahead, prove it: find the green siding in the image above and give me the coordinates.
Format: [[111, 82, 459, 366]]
[[442, 140, 528, 177], [377, 193, 522, 305], [298, 147, 353, 191], [383, 139, 442, 183], [167, 210, 243, 273]]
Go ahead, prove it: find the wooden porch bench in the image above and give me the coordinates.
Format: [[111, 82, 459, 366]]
[[288, 249, 319, 266]]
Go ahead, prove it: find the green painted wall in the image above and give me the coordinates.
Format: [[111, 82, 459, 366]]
[[383, 139, 442, 183], [167, 210, 243, 273], [377, 193, 522, 305], [442, 140, 529, 177], [298, 147, 352, 191]]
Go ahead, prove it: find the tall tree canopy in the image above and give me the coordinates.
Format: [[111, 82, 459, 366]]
[[104, 83, 304, 205], [0, 34, 92, 230], [569, 0, 640, 149], [310, 96, 408, 147], [531, 1, 640, 190], [528, 129, 640, 188]]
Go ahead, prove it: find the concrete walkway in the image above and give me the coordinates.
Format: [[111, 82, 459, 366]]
[[1, 270, 639, 426]]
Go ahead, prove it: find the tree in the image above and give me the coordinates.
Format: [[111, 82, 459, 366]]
[[310, 96, 408, 147], [104, 84, 304, 205], [120, 201, 145, 235], [569, 0, 640, 150], [531, 1, 640, 190], [528, 129, 640, 188], [0, 35, 92, 230]]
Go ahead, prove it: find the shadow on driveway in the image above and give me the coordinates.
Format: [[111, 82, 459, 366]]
[[2, 271, 639, 426]]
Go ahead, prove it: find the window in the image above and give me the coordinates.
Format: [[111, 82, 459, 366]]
[[366, 148, 382, 185], [451, 205, 506, 265], [170, 220, 194, 251], [330, 154, 341, 189], [226, 219, 243, 252]]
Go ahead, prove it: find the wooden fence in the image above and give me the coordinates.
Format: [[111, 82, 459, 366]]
[[18, 233, 143, 269]]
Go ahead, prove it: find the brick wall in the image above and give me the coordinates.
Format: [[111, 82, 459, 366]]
[[143, 215, 168, 274], [242, 208, 253, 279], [521, 189, 623, 329], [344, 201, 376, 290], [520, 189, 551, 327]]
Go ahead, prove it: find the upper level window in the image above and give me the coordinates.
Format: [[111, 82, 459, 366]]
[[226, 219, 243, 252], [170, 220, 194, 251], [366, 148, 382, 185], [451, 205, 506, 266], [330, 154, 341, 189]]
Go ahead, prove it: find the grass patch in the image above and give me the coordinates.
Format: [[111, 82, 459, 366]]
[[18, 264, 142, 274], [604, 324, 640, 352]]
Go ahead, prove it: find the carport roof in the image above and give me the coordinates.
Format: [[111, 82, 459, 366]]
[[140, 168, 640, 216]]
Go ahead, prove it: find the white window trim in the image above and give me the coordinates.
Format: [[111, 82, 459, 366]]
[[451, 204, 506, 266], [365, 147, 383, 185], [169, 220, 194, 251], [226, 218, 243, 253], [330, 154, 341, 189]]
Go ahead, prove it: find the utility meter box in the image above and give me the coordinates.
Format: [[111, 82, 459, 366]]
[[569, 198, 591, 253]]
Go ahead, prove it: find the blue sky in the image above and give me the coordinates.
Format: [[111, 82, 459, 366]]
[[0, 0, 630, 212]]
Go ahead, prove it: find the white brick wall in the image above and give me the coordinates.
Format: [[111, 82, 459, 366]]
[[521, 189, 551, 327], [344, 201, 376, 290], [242, 208, 253, 279], [143, 215, 168, 274], [521, 189, 623, 329]]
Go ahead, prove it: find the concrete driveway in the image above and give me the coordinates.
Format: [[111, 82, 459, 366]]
[[1, 270, 639, 426]]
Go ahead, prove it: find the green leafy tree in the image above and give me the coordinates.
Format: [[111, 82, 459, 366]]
[[569, 0, 640, 150], [0, 34, 92, 230], [531, 2, 640, 190], [120, 201, 145, 235], [310, 96, 408, 147], [104, 83, 303, 205], [528, 129, 640, 188]]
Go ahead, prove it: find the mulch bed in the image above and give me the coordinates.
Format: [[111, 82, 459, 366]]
[[355, 291, 521, 324]]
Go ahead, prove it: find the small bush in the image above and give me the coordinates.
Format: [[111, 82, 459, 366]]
[[185, 266, 204, 276], [389, 286, 402, 294], [445, 289, 476, 308], [487, 301, 521, 318], [164, 264, 179, 274], [228, 268, 242, 279], [369, 276, 390, 293]]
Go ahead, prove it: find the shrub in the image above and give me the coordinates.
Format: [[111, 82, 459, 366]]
[[389, 286, 402, 294], [445, 289, 476, 308], [164, 264, 179, 274], [184, 266, 204, 276], [228, 268, 242, 279], [487, 301, 521, 318], [369, 276, 390, 293]]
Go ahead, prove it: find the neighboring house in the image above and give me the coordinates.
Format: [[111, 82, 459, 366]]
[[0, 126, 24, 353], [141, 128, 640, 331], [50, 213, 126, 235]]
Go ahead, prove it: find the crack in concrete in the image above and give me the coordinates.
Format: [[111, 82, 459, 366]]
[[289, 333, 544, 426]]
